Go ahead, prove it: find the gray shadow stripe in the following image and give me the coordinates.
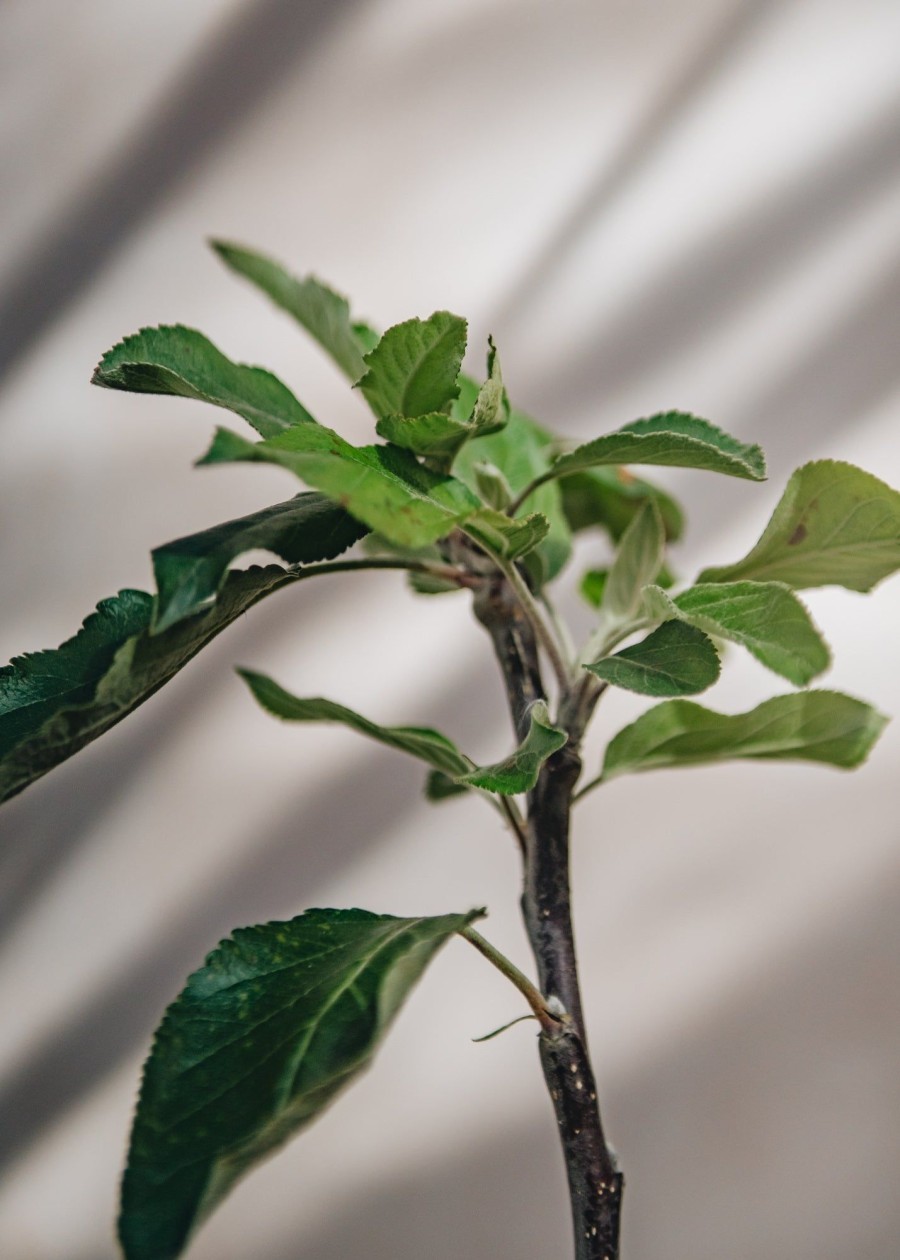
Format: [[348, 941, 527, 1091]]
[[0, 0, 362, 385]]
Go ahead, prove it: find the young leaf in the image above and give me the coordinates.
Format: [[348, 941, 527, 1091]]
[[357, 311, 467, 421], [579, 568, 609, 609], [602, 500, 665, 620], [457, 700, 567, 794], [375, 410, 474, 460], [92, 325, 315, 438], [0, 566, 320, 805], [558, 466, 684, 542], [643, 581, 830, 686], [468, 336, 508, 438], [463, 508, 550, 563], [210, 241, 370, 381], [698, 460, 900, 591], [539, 412, 766, 487], [152, 494, 367, 633], [601, 691, 887, 780], [585, 620, 720, 697], [239, 670, 472, 779], [472, 460, 513, 511], [119, 907, 483, 1260], [199, 424, 481, 549]]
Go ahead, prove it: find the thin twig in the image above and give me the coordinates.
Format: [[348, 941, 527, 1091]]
[[458, 926, 565, 1036]]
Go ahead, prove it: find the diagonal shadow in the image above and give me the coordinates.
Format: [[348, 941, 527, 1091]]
[[0, 0, 364, 385]]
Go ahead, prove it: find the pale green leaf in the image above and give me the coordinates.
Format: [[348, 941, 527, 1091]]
[[198, 424, 481, 549], [469, 337, 508, 437], [239, 670, 471, 779], [579, 569, 609, 609], [472, 461, 513, 511], [211, 241, 370, 381], [544, 412, 766, 485], [457, 700, 567, 794], [698, 460, 900, 591], [92, 325, 314, 438], [602, 691, 887, 780], [357, 311, 467, 420], [119, 907, 482, 1260], [644, 581, 830, 685], [603, 500, 665, 620], [585, 620, 720, 696], [152, 494, 367, 633]]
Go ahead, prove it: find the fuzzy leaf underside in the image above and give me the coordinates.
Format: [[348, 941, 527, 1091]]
[[602, 500, 666, 620], [119, 908, 482, 1260], [152, 494, 367, 633], [210, 241, 371, 382], [586, 621, 721, 697], [92, 324, 315, 437], [602, 691, 887, 780], [239, 671, 472, 779], [458, 700, 568, 794], [357, 311, 468, 421], [643, 581, 830, 685], [199, 425, 481, 550], [698, 460, 900, 591], [0, 566, 311, 804], [547, 412, 766, 484]]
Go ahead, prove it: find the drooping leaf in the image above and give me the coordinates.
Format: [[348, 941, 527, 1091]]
[[602, 500, 665, 620], [357, 311, 467, 421], [119, 907, 482, 1260], [539, 412, 766, 488], [601, 691, 887, 780], [463, 508, 550, 563], [199, 425, 480, 549], [92, 325, 314, 438], [0, 565, 322, 805], [239, 670, 472, 779], [210, 241, 371, 382], [558, 466, 684, 542], [585, 620, 720, 697], [457, 700, 567, 794], [643, 581, 830, 686], [152, 494, 367, 633], [698, 460, 900, 591], [453, 409, 572, 584]]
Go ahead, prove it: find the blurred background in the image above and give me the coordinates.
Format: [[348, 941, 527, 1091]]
[[1, 1, 899, 1257]]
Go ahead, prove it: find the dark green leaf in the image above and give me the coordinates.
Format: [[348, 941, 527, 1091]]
[[152, 494, 367, 633], [545, 412, 766, 485], [644, 581, 830, 686], [239, 670, 472, 779], [585, 620, 720, 696], [0, 566, 321, 805], [92, 325, 314, 438], [698, 460, 900, 591], [558, 466, 684, 542], [210, 241, 371, 381], [424, 769, 469, 801], [119, 907, 483, 1260], [357, 311, 467, 421], [457, 700, 567, 794], [199, 424, 481, 549], [602, 691, 888, 779]]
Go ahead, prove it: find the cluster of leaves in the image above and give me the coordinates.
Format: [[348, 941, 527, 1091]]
[[2, 241, 898, 1259]]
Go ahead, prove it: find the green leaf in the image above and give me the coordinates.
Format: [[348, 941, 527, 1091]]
[[698, 460, 900, 591], [579, 569, 609, 609], [92, 325, 315, 438], [239, 670, 472, 779], [585, 620, 720, 697], [210, 241, 371, 382], [199, 424, 481, 549], [119, 907, 482, 1260], [558, 466, 684, 542], [453, 409, 572, 584], [152, 494, 367, 633], [644, 581, 830, 686], [472, 461, 513, 511], [463, 508, 550, 563], [469, 337, 508, 438], [0, 565, 323, 805], [424, 769, 469, 801], [602, 691, 888, 780], [357, 311, 467, 421], [602, 500, 665, 620], [544, 412, 766, 485], [457, 700, 567, 794], [375, 411, 474, 460]]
